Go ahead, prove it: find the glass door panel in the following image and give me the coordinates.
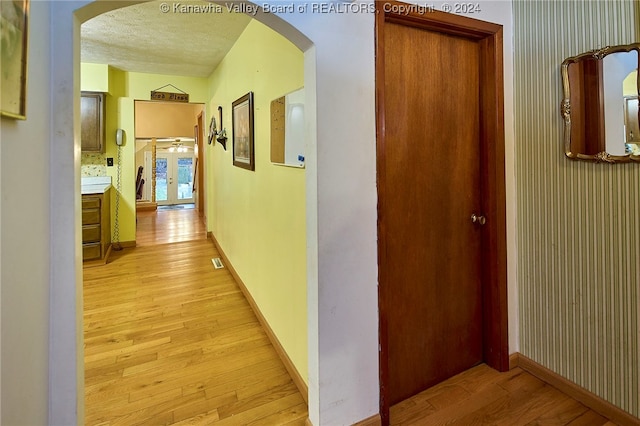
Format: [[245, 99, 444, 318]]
[[155, 153, 194, 205], [155, 156, 168, 204], [176, 157, 194, 202]]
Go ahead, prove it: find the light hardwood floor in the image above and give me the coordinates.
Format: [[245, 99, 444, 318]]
[[84, 208, 307, 425], [135, 205, 208, 247], [390, 364, 617, 425], [85, 208, 620, 425]]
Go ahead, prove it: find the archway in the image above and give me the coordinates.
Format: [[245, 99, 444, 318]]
[[50, 1, 320, 424]]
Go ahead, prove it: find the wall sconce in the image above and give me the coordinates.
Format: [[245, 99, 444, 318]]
[[216, 106, 227, 150]]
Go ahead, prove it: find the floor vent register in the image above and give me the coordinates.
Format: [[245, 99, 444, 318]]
[[211, 257, 224, 269]]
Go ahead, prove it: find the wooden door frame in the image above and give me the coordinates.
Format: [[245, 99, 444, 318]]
[[196, 111, 206, 215], [375, 2, 509, 423]]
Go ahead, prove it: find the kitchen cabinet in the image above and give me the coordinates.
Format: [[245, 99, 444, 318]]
[[82, 191, 111, 263], [81, 91, 105, 152]]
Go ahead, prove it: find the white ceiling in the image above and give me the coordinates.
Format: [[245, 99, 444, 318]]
[[81, 0, 252, 77]]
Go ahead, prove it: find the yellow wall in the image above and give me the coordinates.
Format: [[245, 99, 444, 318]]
[[623, 70, 637, 95], [81, 63, 109, 92], [206, 20, 307, 383], [81, 65, 208, 243]]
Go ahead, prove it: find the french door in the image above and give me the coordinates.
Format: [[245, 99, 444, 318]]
[[155, 152, 195, 205]]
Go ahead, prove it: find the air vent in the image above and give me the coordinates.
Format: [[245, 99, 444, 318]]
[[211, 257, 224, 269]]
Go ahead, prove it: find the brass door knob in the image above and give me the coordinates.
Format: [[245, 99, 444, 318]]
[[471, 214, 486, 225]]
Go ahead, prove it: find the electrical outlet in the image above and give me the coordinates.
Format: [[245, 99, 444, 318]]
[[107, 158, 114, 166]]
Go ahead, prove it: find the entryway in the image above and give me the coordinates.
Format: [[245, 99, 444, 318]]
[[376, 4, 509, 423]]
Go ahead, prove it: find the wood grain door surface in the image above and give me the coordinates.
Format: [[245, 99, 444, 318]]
[[381, 22, 485, 405]]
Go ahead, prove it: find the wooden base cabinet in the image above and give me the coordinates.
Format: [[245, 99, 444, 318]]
[[82, 192, 111, 263]]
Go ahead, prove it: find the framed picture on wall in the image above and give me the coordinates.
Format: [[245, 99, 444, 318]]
[[0, 0, 30, 119], [232, 92, 255, 171]]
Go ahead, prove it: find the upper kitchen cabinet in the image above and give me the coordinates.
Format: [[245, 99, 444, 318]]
[[81, 91, 105, 152]]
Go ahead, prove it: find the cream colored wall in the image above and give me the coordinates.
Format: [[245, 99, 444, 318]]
[[515, 0, 639, 417], [206, 20, 307, 383], [0, 1, 52, 424]]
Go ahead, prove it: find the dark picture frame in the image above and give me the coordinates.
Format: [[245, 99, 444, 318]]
[[232, 92, 255, 171], [1, 0, 30, 119]]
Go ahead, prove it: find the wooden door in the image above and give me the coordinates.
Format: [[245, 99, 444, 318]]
[[376, 3, 509, 421], [383, 19, 483, 405]]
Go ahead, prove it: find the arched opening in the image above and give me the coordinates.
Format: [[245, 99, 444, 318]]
[[50, 1, 320, 423]]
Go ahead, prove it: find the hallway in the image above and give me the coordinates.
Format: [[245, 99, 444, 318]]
[[83, 209, 308, 424]]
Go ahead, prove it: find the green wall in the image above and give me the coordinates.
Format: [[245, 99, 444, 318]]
[[206, 20, 307, 383]]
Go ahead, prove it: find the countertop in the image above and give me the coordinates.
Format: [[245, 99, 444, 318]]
[[81, 176, 112, 195]]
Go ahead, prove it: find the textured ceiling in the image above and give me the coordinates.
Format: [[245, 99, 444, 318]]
[[81, 1, 251, 77]]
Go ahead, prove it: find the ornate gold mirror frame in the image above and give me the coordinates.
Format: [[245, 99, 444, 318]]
[[561, 43, 640, 163]]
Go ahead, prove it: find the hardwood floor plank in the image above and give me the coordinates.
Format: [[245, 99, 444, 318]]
[[85, 352, 158, 381], [566, 410, 611, 425], [84, 336, 171, 364], [393, 383, 509, 425], [525, 397, 590, 425], [454, 383, 564, 425], [170, 391, 236, 423], [88, 388, 183, 425], [216, 382, 301, 420], [214, 391, 306, 425], [246, 402, 309, 425], [236, 371, 302, 401], [198, 362, 288, 399], [171, 410, 220, 425]]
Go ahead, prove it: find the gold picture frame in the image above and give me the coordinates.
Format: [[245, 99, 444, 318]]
[[1, 0, 29, 119]]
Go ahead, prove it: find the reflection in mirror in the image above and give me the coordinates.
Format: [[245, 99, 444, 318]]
[[561, 43, 640, 162], [270, 88, 305, 168]]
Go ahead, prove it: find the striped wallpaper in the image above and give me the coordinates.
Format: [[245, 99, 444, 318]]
[[514, 0, 639, 417]]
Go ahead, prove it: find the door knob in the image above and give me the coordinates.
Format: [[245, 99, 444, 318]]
[[471, 214, 486, 225]]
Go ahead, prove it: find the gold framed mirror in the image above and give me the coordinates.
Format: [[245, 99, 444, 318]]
[[561, 43, 640, 163]]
